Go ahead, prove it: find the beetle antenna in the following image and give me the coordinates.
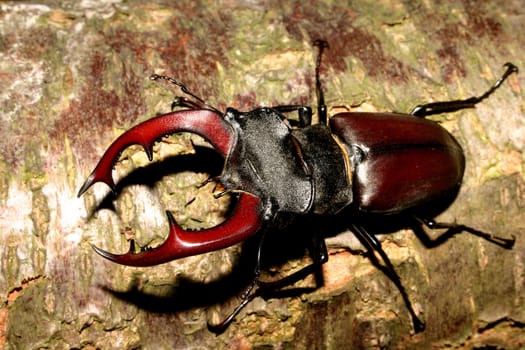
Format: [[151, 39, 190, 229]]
[[150, 74, 221, 114], [313, 40, 329, 125]]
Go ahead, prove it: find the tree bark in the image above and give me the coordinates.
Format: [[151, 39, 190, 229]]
[[1, 1, 524, 349]]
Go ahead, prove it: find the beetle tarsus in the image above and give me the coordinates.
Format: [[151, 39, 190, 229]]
[[209, 219, 328, 334]]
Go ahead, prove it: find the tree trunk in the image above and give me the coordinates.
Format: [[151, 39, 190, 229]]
[[1, 1, 523, 349]]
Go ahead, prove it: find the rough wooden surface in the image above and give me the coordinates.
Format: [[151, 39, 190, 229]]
[[1, 1, 524, 349]]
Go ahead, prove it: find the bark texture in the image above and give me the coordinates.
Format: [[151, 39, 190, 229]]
[[1, 1, 524, 349]]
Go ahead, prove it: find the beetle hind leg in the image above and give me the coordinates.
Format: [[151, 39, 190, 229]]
[[410, 63, 518, 117], [413, 216, 515, 249]]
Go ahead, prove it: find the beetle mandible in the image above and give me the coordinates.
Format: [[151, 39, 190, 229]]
[[78, 40, 518, 333]]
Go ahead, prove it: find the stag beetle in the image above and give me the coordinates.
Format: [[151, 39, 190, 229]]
[[78, 40, 518, 333]]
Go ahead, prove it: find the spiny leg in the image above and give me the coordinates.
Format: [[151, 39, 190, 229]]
[[271, 40, 328, 127], [411, 63, 518, 117], [350, 223, 425, 333], [207, 228, 328, 334], [256, 230, 328, 291], [207, 200, 275, 333], [272, 105, 313, 127], [207, 226, 270, 334], [413, 216, 515, 249]]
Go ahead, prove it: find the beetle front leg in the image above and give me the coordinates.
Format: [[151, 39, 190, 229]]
[[272, 105, 313, 127], [410, 63, 518, 117], [269, 39, 328, 127], [206, 198, 276, 333], [207, 224, 329, 334]]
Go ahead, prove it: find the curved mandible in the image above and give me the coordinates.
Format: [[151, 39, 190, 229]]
[[77, 109, 234, 196], [91, 192, 263, 266], [78, 109, 265, 265]]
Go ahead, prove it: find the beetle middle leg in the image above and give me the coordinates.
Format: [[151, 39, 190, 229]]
[[410, 63, 518, 117], [350, 223, 426, 333], [255, 230, 329, 291]]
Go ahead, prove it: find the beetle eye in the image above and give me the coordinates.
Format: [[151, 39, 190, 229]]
[[224, 108, 237, 121]]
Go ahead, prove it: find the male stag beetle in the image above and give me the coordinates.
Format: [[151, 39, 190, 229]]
[[78, 40, 518, 333]]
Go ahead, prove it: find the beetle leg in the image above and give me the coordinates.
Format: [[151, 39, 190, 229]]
[[413, 216, 515, 249], [272, 105, 313, 127], [268, 39, 326, 128], [235, 199, 287, 302], [208, 255, 324, 335], [244, 220, 328, 295], [206, 231, 270, 334], [208, 223, 329, 334], [350, 223, 426, 333], [207, 286, 261, 334], [205, 199, 273, 334], [255, 231, 328, 291], [410, 63, 518, 117]]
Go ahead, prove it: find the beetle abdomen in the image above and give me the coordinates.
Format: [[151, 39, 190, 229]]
[[330, 112, 465, 213]]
